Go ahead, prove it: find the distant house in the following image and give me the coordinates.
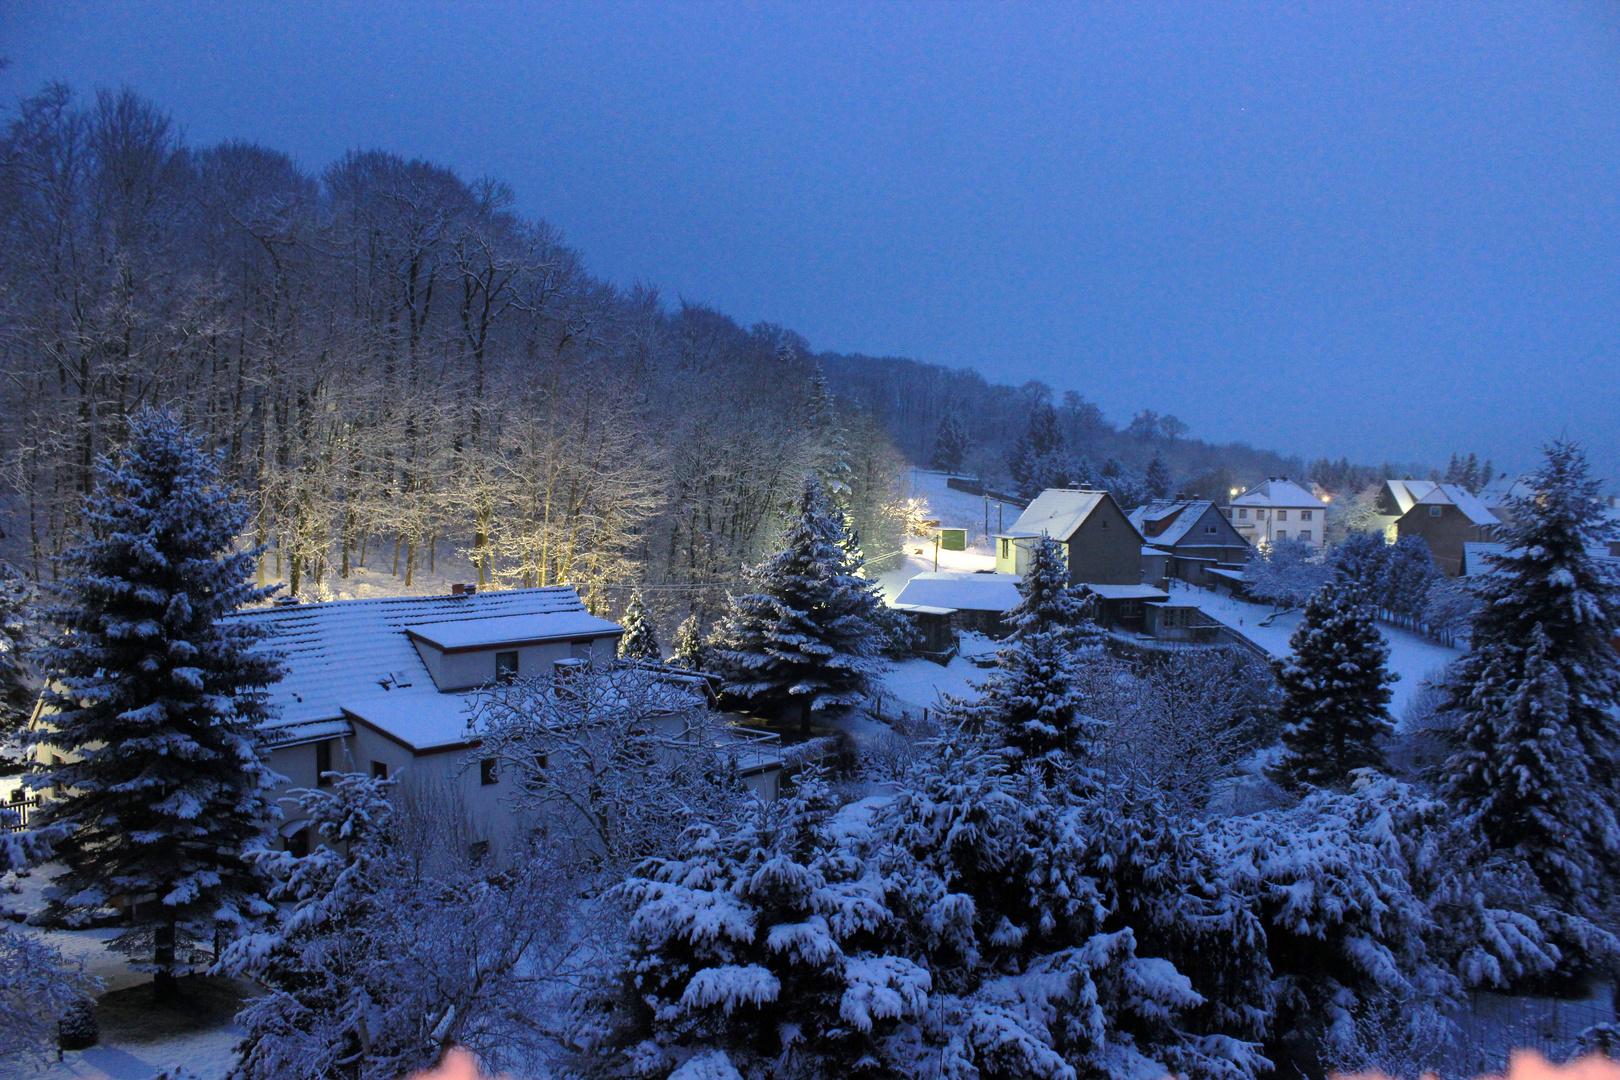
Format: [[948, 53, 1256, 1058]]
[[1383, 482, 1503, 576], [218, 586, 781, 855], [1127, 499, 1251, 587], [892, 571, 1026, 638], [1224, 477, 1327, 549], [993, 488, 1143, 585]]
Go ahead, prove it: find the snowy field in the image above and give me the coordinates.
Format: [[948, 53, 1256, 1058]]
[[1165, 579, 1462, 721]]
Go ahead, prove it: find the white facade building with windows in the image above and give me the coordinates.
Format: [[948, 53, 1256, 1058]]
[[1224, 477, 1328, 550]]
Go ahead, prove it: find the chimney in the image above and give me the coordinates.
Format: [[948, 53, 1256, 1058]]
[[450, 583, 477, 597]]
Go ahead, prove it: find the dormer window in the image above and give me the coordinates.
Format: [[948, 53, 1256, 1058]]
[[496, 651, 518, 680]]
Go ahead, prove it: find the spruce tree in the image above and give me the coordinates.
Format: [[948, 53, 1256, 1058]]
[[1439, 440, 1620, 912], [1007, 535, 1100, 649], [1328, 532, 1389, 591], [29, 410, 282, 1000], [1380, 534, 1438, 617], [1145, 456, 1173, 500], [1269, 580, 1397, 789], [617, 589, 660, 661], [672, 612, 707, 671], [804, 365, 854, 501], [710, 476, 885, 733], [930, 412, 970, 473]]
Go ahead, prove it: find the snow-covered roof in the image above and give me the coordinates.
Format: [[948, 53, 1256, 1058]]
[[407, 611, 623, 652], [1126, 500, 1233, 547], [228, 587, 619, 744], [1230, 477, 1322, 509], [893, 571, 1024, 613], [342, 689, 479, 753], [888, 602, 958, 616], [1383, 479, 1438, 516], [1008, 489, 1132, 543], [1413, 484, 1501, 527], [1141, 545, 1170, 558], [1080, 584, 1171, 601]]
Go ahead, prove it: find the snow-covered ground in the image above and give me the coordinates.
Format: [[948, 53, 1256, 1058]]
[[872, 470, 1000, 600], [3, 868, 248, 1079], [1165, 580, 1462, 721]]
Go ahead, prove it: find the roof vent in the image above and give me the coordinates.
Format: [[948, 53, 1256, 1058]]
[[273, 595, 300, 607], [450, 583, 477, 597]]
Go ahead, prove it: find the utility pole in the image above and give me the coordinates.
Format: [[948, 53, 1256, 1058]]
[[983, 494, 989, 544]]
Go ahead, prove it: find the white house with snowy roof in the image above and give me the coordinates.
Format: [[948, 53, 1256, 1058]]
[[226, 585, 781, 855], [1224, 478, 1327, 550]]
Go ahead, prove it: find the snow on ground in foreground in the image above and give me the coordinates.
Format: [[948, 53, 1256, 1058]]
[[1166, 580, 1462, 721], [3, 868, 246, 1079], [878, 654, 989, 716]]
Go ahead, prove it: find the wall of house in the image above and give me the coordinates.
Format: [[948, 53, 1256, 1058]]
[[1226, 503, 1326, 548], [268, 729, 525, 853], [1066, 499, 1143, 585], [1398, 506, 1495, 576], [413, 635, 618, 691]]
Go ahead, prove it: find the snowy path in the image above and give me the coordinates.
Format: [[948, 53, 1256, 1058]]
[[1165, 580, 1462, 721]]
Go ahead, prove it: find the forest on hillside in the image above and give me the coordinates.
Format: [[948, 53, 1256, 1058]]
[[0, 82, 1414, 622], [0, 84, 912, 626]]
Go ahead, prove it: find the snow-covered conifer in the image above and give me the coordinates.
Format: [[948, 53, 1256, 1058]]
[[940, 630, 1102, 781], [930, 412, 970, 473], [618, 589, 660, 661], [1006, 535, 1099, 648], [612, 772, 928, 1080], [1439, 440, 1620, 913], [28, 410, 283, 999], [1269, 580, 1397, 789], [1145, 456, 1173, 500], [803, 366, 854, 501], [1328, 532, 1389, 592], [709, 476, 885, 732], [1380, 534, 1438, 618], [672, 612, 708, 670]]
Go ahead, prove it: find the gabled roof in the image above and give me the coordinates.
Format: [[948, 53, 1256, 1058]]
[[893, 571, 1024, 613], [1008, 489, 1137, 543], [227, 587, 617, 742], [1383, 479, 1438, 516], [407, 611, 622, 652], [1412, 483, 1501, 527], [1126, 500, 1245, 548], [1230, 477, 1321, 509]]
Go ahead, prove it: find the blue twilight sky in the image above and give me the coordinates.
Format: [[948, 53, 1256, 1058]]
[[4, 1, 1620, 481]]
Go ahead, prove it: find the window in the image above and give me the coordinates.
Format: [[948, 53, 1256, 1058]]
[[1100, 519, 1108, 528], [286, 828, 310, 859], [1275, 529, 1287, 540], [480, 757, 499, 786], [1204, 525, 1217, 534], [1237, 509, 1248, 519], [370, 760, 388, 781], [1300, 530, 1313, 542], [1276, 510, 1287, 521], [1429, 505, 1443, 518], [1301, 509, 1313, 521], [999, 538, 1009, 559], [496, 650, 519, 680], [534, 751, 550, 780]]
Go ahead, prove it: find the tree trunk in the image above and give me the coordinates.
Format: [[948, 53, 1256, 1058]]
[[153, 920, 179, 1004]]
